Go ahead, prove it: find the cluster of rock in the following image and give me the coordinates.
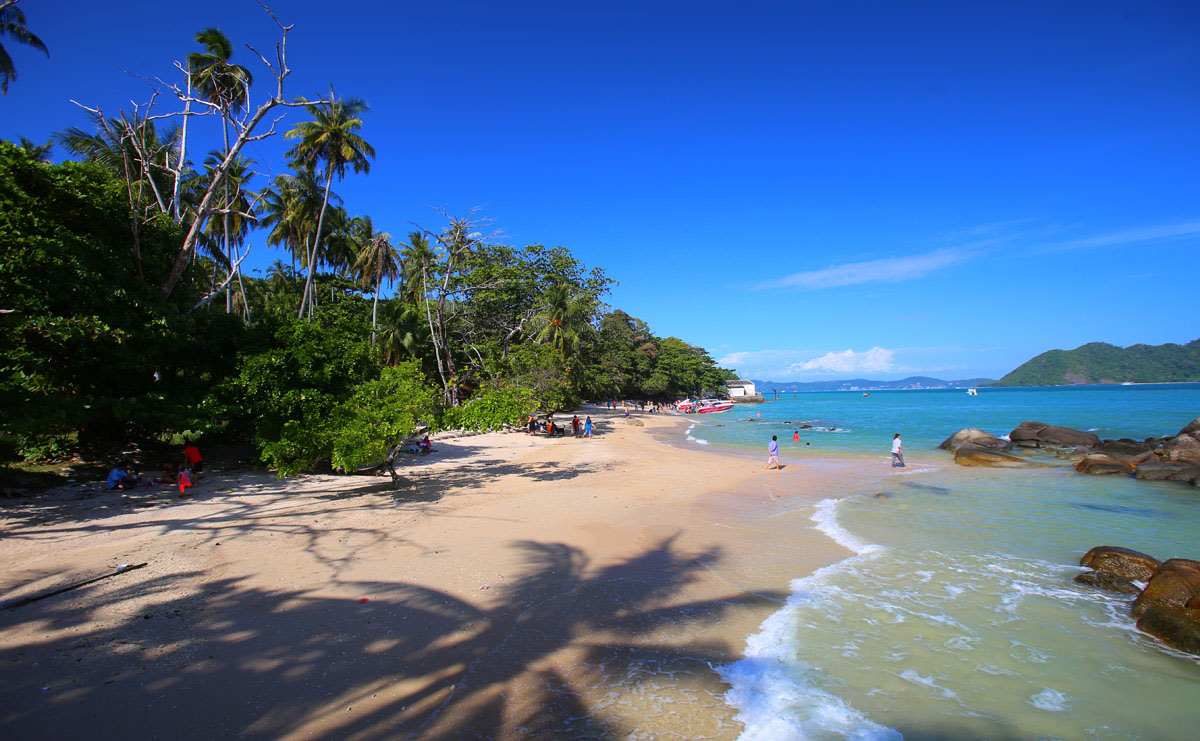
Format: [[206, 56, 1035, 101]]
[[1075, 546, 1200, 655], [939, 416, 1200, 488]]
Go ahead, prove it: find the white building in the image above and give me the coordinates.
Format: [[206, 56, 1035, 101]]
[[725, 380, 757, 398]]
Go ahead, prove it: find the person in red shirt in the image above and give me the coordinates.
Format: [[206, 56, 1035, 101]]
[[183, 442, 204, 474]]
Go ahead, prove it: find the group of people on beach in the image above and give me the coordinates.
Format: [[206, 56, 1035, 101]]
[[106, 442, 205, 495], [766, 432, 904, 470], [526, 414, 593, 438]]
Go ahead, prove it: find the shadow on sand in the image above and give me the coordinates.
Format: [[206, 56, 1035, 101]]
[[0, 535, 783, 738]]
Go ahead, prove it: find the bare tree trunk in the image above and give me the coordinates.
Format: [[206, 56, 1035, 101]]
[[299, 169, 333, 320], [422, 267, 449, 403], [221, 119, 233, 314], [172, 72, 191, 221]]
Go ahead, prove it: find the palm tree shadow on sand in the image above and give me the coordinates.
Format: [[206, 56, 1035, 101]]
[[0, 535, 785, 739]]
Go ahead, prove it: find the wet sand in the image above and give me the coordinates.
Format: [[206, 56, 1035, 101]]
[[0, 408, 897, 738]]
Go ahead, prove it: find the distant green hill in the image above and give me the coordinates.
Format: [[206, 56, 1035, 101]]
[[996, 339, 1200, 386]]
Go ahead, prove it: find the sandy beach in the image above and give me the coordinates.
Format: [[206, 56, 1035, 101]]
[[0, 408, 894, 739]]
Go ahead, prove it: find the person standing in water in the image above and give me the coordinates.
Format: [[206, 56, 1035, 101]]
[[891, 433, 905, 468], [767, 435, 780, 470]]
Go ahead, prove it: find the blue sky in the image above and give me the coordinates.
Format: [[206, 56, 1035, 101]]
[[4, 0, 1199, 380]]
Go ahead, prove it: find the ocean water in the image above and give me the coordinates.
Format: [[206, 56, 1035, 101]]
[[702, 385, 1200, 739]]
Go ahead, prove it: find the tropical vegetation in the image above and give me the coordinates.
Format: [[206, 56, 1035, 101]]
[[0, 11, 733, 473]]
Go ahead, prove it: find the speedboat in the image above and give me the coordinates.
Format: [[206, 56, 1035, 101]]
[[696, 399, 735, 414], [677, 399, 696, 412]]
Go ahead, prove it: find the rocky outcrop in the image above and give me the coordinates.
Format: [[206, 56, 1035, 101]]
[[1009, 421, 1101, 448], [938, 428, 1010, 452], [1132, 559, 1200, 619], [1094, 438, 1157, 457], [1135, 461, 1200, 483], [1076, 548, 1200, 655], [1136, 606, 1200, 655], [1179, 416, 1200, 437], [953, 445, 1039, 467], [1079, 546, 1160, 581], [1156, 433, 1200, 467], [1072, 570, 1141, 594], [1075, 454, 1135, 475]]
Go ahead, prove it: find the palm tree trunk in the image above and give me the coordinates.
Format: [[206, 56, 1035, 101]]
[[299, 169, 334, 320], [371, 278, 381, 344]]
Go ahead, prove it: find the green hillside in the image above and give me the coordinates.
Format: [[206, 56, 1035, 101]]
[[995, 339, 1200, 386]]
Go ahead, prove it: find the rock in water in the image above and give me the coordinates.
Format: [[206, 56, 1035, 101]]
[[1009, 421, 1101, 448], [939, 428, 1011, 452], [1074, 454, 1141, 475], [953, 444, 1039, 467], [1157, 434, 1200, 467], [1136, 606, 1200, 655], [1095, 438, 1156, 456], [1073, 570, 1142, 594], [1132, 558, 1200, 619], [1079, 546, 1160, 581], [1179, 416, 1200, 437], [1134, 461, 1200, 483]]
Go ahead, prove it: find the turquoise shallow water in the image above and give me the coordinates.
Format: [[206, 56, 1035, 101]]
[[708, 385, 1200, 739]]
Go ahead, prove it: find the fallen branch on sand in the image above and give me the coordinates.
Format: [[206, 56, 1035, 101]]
[[0, 562, 148, 611]]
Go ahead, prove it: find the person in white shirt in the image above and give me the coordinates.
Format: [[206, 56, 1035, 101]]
[[891, 433, 905, 468]]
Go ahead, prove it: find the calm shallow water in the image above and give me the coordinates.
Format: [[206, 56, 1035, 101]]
[[708, 385, 1200, 739]]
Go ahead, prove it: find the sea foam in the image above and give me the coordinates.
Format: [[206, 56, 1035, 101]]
[[720, 498, 896, 739]]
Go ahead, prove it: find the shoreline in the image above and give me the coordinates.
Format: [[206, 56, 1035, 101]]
[[0, 407, 902, 738]]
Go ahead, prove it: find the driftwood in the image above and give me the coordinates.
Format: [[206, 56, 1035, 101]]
[[1, 562, 148, 611]]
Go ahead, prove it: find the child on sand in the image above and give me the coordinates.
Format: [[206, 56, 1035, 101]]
[[183, 441, 204, 474], [583, 416, 593, 438]]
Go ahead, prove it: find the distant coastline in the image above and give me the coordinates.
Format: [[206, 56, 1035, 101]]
[[750, 375, 994, 393]]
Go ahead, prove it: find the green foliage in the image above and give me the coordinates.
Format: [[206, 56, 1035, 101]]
[[330, 362, 437, 472], [0, 141, 242, 457], [227, 304, 380, 473], [996, 339, 1200, 386], [439, 387, 533, 432]]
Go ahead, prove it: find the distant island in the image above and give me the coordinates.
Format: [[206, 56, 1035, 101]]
[[750, 376, 994, 393], [995, 339, 1200, 386]]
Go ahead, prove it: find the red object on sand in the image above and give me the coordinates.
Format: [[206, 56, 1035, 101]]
[[358, 597, 370, 603]]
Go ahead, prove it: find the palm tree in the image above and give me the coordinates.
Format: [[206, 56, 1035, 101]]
[[202, 151, 256, 322], [17, 136, 50, 162], [188, 27, 253, 314], [534, 284, 591, 359], [400, 231, 436, 307], [351, 215, 400, 344], [0, 1, 47, 95], [284, 95, 375, 319]]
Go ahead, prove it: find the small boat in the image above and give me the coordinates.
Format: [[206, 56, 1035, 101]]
[[966, 388, 978, 396], [696, 399, 735, 414], [677, 399, 696, 412]]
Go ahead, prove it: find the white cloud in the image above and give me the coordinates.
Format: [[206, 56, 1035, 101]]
[[755, 246, 977, 291], [787, 347, 896, 374], [1042, 221, 1200, 252]]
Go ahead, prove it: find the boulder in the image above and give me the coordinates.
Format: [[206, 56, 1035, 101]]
[[953, 444, 1040, 468], [1156, 434, 1200, 467], [1074, 454, 1135, 475], [1136, 605, 1200, 655], [939, 428, 1011, 453], [1134, 461, 1200, 483], [1132, 559, 1200, 618], [1080, 546, 1160, 581], [1095, 438, 1155, 457], [1009, 421, 1101, 448], [1073, 570, 1142, 594], [1179, 416, 1200, 437]]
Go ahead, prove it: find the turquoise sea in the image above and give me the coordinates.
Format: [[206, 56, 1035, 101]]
[[688, 385, 1200, 739]]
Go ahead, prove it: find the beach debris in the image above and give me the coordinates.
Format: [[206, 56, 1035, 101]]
[[358, 597, 370, 603], [0, 562, 148, 611]]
